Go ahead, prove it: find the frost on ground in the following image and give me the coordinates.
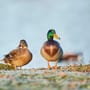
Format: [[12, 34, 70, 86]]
[[0, 64, 90, 90]]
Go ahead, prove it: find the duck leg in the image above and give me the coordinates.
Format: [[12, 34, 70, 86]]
[[48, 62, 51, 69], [20, 66, 22, 70], [53, 61, 58, 70], [17, 67, 22, 70]]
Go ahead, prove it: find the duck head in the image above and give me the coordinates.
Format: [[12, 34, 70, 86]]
[[47, 29, 60, 40], [18, 39, 28, 48]]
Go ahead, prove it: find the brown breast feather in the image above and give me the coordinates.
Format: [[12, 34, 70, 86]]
[[44, 43, 58, 57]]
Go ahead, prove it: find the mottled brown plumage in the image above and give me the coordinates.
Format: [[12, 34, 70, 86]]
[[3, 40, 32, 69]]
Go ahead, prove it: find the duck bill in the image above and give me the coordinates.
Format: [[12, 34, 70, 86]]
[[54, 34, 60, 40]]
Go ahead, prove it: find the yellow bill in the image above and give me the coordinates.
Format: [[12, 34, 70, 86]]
[[54, 34, 60, 40]]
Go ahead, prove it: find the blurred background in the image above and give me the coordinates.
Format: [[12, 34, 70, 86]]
[[0, 0, 90, 68]]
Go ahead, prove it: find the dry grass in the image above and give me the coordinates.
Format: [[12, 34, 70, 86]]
[[0, 63, 90, 72]]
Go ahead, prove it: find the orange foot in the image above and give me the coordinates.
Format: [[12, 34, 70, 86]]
[[48, 62, 51, 69], [53, 64, 58, 70]]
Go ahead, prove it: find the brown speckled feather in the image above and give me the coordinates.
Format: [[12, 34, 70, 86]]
[[3, 40, 32, 69]]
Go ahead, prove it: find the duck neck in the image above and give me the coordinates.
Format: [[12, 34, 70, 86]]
[[48, 38, 54, 41], [47, 35, 54, 41]]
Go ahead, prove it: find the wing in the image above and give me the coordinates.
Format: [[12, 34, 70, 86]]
[[4, 48, 20, 59]]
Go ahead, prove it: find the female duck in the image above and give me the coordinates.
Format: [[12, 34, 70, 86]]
[[3, 39, 32, 69], [40, 29, 63, 69]]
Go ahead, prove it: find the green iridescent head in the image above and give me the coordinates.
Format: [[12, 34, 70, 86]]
[[47, 29, 60, 40]]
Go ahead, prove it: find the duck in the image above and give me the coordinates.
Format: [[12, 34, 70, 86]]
[[40, 29, 63, 69], [3, 39, 32, 70]]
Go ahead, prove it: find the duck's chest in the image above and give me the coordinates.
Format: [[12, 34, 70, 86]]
[[43, 41, 59, 56]]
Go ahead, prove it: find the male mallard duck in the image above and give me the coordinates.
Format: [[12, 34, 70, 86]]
[[40, 29, 63, 69], [3, 39, 32, 70]]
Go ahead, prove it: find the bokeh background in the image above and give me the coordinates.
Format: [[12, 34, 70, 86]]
[[0, 0, 90, 68]]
